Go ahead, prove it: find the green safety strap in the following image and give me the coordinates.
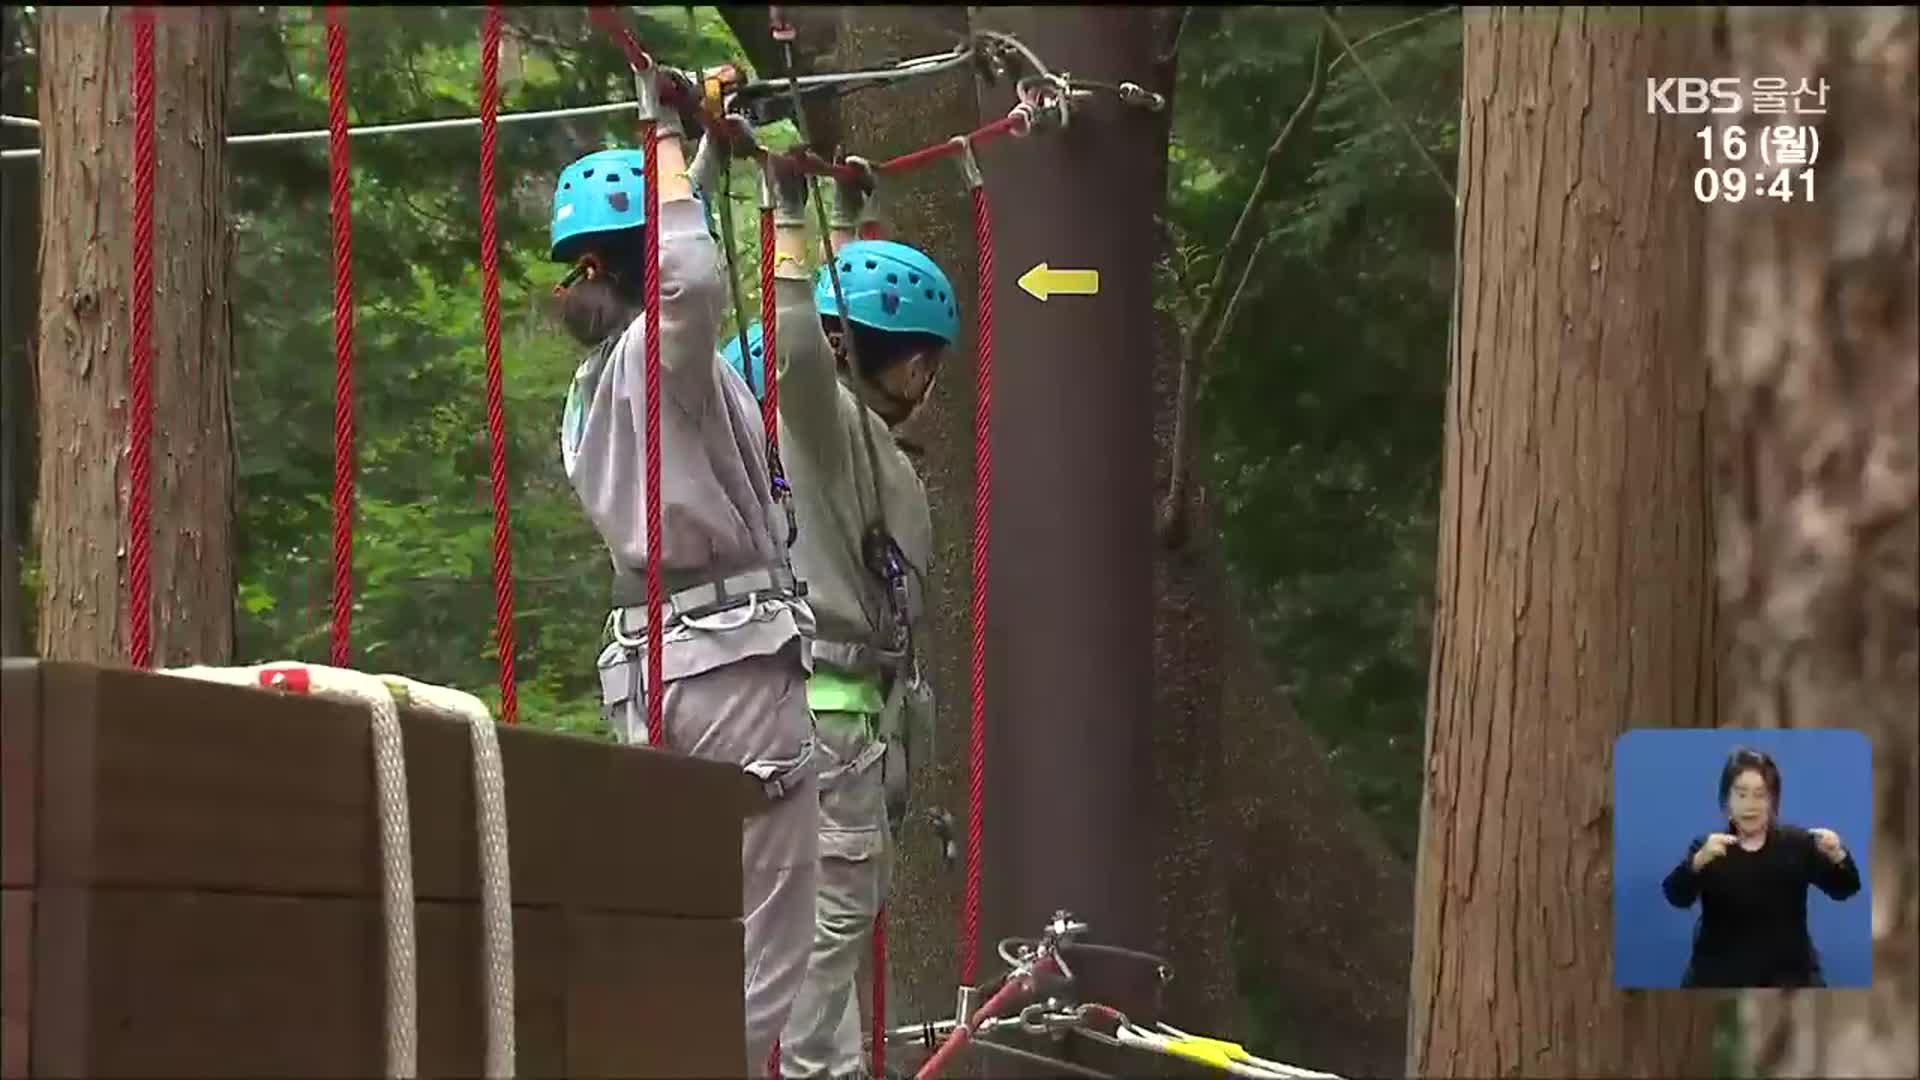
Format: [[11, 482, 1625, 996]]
[[807, 667, 886, 716]]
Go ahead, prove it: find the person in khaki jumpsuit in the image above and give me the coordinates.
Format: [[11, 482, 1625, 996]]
[[717, 158, 951, 1079], [553, 86, 819, 1077]]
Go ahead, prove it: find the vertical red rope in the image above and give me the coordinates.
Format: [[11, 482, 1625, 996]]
[[871, 907, 888, 1076], [477, 5, 519, 724], [758, 200, 782, 1080], [640, 118, 665, 749], [757, 207, 779, 449], [475, 5, 518, 724], [127, 10, 156, 669], [961, 180, 992, 986], [325, 7, 355, 669]]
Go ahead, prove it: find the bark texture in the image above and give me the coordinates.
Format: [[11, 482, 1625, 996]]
[[1409, 8, 1719, 1077], [2, 6, 37, 656], [1707, 8, 1919, 1078], [34, 6, 234, 665]]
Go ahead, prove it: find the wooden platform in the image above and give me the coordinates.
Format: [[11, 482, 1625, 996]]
[[1, 659, 753, 1078]]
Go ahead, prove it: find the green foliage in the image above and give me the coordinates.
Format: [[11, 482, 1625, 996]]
[[227, 6, 745, 733], [1163, 5, 1460, 1056], [1165, 7, 1459, 866]]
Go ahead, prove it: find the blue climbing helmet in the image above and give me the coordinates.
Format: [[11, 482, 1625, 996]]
[[814, 240, 960, 346], [550, 148, 649, 264], [720, 322, 770, 402], [551, 148, 716, 264]]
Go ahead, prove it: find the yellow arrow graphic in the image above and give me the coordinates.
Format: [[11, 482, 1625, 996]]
[[1017, 262, 1101, 301]]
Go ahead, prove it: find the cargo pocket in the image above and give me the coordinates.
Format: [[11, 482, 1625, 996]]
[[817, 719, 886, 863], [596, 641, 643, 745]]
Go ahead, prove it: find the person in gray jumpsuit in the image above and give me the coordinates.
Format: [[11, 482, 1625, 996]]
[[716, 157, 951, 1080], [552, 82, 819, 1077]]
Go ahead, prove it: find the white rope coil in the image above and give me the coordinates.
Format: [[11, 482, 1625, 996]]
[[380, 675, 516, 1079], [163, 662, 517, 1079]]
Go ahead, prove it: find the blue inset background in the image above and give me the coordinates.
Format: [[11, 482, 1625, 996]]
[[1612, 727, 1872, 989]]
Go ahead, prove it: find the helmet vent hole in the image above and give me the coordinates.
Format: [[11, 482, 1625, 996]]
[[841, 262, 853, 272], [865, 261, 878, 270], [606, 172, 620, 183], [938, 291, 947, 301], [924, 289, 935, 300], [562, 182, 572, 190], [947, 304, 955, 316], [908, 273, 921, 285], [583, 168, 596, 178], [631, 168, 643, 178], [885, 273, 898, 284]]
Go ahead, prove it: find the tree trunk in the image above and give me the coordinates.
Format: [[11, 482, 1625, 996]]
[[975, 0, 1165, 967], [2, 5, 37, 656], [34, 6, 234, 665], [722, 7, 1418, 1070], [1408, 9, 1719, 1077], [1707, 8, 1918, 1078]]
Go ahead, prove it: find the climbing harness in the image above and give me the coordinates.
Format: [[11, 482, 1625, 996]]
[[607, 564, 806, 622]]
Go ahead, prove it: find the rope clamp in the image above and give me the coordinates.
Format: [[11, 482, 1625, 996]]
[[769, 4, 797, 43], [1116, 81, 1167, 112], [844, 153, 878, 193], [757, 155, 780, 210], [949, 136, 983, 190], [1007, 103, 1036, 138], [1015, 74, 1073, 133]]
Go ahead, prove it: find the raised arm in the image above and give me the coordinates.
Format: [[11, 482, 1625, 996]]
[[610, 78, 725, 389], [653, 133, 730, 382], [764, 158, 850, 457]]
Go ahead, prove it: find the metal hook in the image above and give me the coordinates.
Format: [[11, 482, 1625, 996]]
[[1116, 81, 1167, 112], [949, 136, 983, 189]]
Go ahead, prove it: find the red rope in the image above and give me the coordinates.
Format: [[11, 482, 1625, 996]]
[[326, 6, 355, 669], [477, 4, 519, 725], [914, 955, 1054, 1080], [960, 177, 993, 987], [871, 907, 887, 1076], [640, 118, 665, 750], [586, 4, 651, 73], [127, 9, 156, 670], [764, 112, 1032, 186], [757, 208, 779, 448], [586, 1, 665, 751], [880, 113, 1029, 176]]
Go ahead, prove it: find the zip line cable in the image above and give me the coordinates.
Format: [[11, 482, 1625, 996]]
[[0, 99, 644, 160]]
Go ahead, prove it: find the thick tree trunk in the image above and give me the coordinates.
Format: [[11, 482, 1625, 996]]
[[2, 5, 37, 656], [1707, 8, 1918, 1078], [722, 8, 1416, 1073], [974, 0, 1163, 974], [34, 7, 233, 665], [1408, 9, 1719, 1077]]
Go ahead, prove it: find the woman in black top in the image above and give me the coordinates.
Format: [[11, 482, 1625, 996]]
[[1661, 747, 1863, 988]]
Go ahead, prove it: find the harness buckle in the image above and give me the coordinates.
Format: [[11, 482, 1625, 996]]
[[743, 733, 816, 803], [860, 525, 913, 656]]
